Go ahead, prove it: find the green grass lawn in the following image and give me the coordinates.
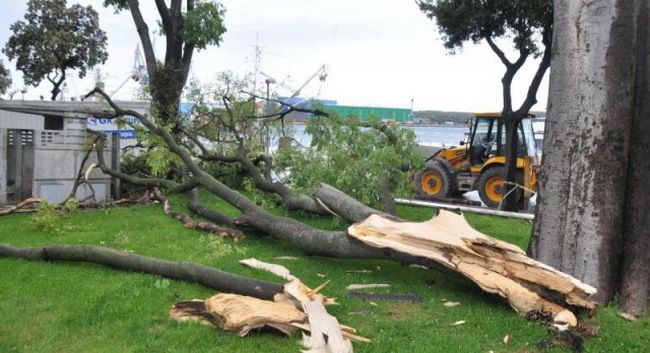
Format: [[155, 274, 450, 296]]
[[0, 195, 648, 353]]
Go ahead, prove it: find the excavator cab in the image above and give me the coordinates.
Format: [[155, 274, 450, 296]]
[[468, 114, 538, 167], [413, 113, 538, 209]]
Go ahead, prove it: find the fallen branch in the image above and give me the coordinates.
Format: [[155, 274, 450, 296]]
[[0, 198, 42, 216], [0, 243, 281, 299], [64, 134, 102, 204], [172, 258, 368, 353], [152, 189, 243, 239], [186, 188, 238, 228]]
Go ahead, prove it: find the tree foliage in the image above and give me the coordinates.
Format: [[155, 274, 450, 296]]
[[103, 0, 226, 124], [3, 0, 108, 100], [419, 0, 552, 55], [180, 1, 226, 50], [0, 60, 11, 95], [275, 116, 423, 208]]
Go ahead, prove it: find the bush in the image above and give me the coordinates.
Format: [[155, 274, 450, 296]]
[[31, 201, 62, 233]]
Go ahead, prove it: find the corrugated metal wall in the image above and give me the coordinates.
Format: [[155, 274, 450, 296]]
[[325, 105, 411, 122]]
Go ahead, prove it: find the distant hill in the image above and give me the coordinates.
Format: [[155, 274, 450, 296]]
[[413, 110, 546, 125]]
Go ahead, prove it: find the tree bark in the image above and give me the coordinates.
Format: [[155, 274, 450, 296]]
[[151, 189, 243, 239], [619, 0, 650, 316], [378, 173, 397, 215], [502, 116, 521, 211], [187, 188, 238, 228], [530, 0, 642, 304], [0, 243, 282, 299], [313, 183, 387, 223]]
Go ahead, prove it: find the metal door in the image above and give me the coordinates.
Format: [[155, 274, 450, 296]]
[[6, 129, 34, 202]]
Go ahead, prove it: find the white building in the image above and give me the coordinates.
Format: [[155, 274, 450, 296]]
[[0, 100, 149, 204]]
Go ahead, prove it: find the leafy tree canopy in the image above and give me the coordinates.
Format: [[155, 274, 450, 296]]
[[3, 0, 108, 100], [103, 0, 226, 51], [275, 116, 423, 208], [417, 0, 552, 56], [102, 0, 226, 124], [0, 60, 11, 95]]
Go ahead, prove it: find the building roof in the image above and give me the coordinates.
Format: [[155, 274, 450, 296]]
[[0, 100, 150, 119]]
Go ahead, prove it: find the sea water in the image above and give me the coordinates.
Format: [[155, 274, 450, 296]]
[[290, 124, 467, 148]]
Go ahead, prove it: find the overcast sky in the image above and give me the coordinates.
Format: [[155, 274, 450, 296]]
[[0, 0, 549, 112]]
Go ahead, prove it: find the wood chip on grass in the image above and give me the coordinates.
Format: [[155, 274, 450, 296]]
[[170, 258, 370, 353]]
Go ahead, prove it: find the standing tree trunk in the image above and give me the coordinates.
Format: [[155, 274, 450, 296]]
[[619, 0, 650, 316], [150, 71, 184, 124], [502, 116, 521, 211], [530, 0, 649, 309]]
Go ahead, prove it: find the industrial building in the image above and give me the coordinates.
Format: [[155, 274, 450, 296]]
[[325, 105, 412, 123], [0, 100, 148, 204], [279, 97, 412, 123]]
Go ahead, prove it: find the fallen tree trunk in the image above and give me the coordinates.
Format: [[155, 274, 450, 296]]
[[313, 183, 386, 223], [0, 243, 282, 299], [348, 210, 598, 326], [378, 172, 397, 216], [84, 88, 597, 325]]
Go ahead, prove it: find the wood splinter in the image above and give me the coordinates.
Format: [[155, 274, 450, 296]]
[[347, 210, 598, 326]]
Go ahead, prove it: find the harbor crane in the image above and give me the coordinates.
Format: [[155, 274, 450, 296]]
[[259, 64, 328, 100]]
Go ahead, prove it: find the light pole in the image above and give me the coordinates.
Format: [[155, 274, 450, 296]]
[[265, 78, 275, 114], [264, 78, 276, 154]]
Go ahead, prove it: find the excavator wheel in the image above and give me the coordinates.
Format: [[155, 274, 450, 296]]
[[414, 162, 457, 199], [477, 166, 523, 208]]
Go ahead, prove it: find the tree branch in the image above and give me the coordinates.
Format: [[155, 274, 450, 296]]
[[126, 0, 158, 82], [485, 36, 513, 67], [500, 48, 529, 114], [152, 189, 243, 239], [154, 0, 173, 29], [515, 38, 551, 116], [93, 135, 194, 192], [187, 188, 237, 228], [0, 243, 281, 299]]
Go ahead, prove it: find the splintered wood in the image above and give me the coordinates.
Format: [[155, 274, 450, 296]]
[[348, 210, 598, 326], [171, 258, 367, 353]]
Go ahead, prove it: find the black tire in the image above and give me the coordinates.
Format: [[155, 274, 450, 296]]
[[477, 166, 523, 208], [414, 162, 457, 199]]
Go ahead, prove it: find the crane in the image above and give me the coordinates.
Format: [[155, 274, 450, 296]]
[[259, 64, 328, 100], [110, 46, 147, 97], [290, 64, 328, 98], [259, 71, 294, 93]]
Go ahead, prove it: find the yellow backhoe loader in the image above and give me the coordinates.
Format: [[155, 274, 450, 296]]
[[412, 113, 539, 208]]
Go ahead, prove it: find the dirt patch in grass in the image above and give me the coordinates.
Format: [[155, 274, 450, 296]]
[[387, 303, 421, 321]]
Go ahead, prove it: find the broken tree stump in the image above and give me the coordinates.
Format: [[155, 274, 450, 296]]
[[347, 210, 598, 326]]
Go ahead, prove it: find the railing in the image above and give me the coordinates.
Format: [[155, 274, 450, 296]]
[[38, 130, 86, 148]]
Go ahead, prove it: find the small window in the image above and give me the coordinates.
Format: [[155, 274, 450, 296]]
[[44, 115, 64, 130]]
